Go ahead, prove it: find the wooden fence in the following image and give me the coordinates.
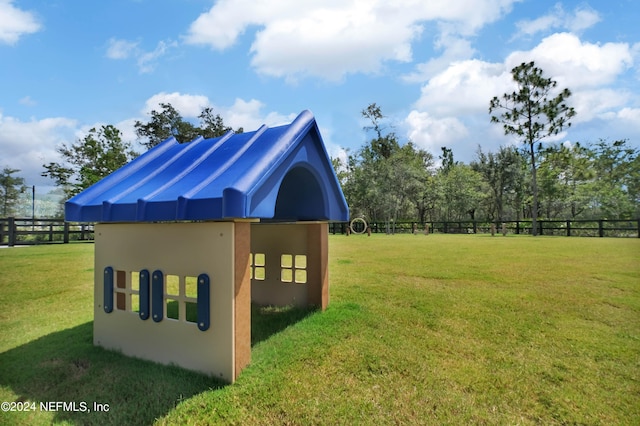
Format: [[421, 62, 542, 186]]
[[329, 219, 640, 238], [2, 217, 639, 246], [0, 217, 94, 246]]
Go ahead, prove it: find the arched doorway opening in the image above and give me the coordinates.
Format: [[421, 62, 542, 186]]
[[274, 166, 325, 221]]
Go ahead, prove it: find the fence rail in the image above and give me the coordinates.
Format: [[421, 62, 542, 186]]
[[2, 217, 638, 246], [329, 219, 640, 238], [0, 217, 94, 246]]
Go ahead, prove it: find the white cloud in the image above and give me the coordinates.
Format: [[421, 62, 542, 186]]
[[412, 33, 635, 121], [405, 110, 469, 152], [617, 107, 640, 123], [599, 107, 640, 134], [403, 32, 475, 82], [407, 29, 639, 160], [0, 113, 77, 186], [105, 38, 177, 73], [570, 89, 630, 123], [0, 0, 41, 44], [222, 98, 296, 130], [516, 9, 561, 37], [415, 59, 508, 116], [515, 3, 600, 38], [567, 6, 601, 33], [248, 3, 421, 81], [105, 38, 139, 59], [137, 40, 178, 74], [506, 33, 634, 88], [142, 92, 211, 119], [140, 93, 297, 134], [184, 0, 518, 81]]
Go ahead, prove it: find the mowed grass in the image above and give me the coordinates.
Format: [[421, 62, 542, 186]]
[[0, 235, 638, 425]]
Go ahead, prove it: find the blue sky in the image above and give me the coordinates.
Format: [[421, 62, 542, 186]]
[[1, 0, 639, 192]]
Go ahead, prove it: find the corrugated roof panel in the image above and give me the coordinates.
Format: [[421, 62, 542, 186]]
[[65, 110, 349, 223]]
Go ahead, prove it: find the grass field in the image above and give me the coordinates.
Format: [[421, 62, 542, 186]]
[[0, 234, 639, 425]]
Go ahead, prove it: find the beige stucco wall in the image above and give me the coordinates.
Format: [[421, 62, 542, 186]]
[[92, 221, 327, 382], [251, 222, 328, 309], [94, 221, 243, 382]]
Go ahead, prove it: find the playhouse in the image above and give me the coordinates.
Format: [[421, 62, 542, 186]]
[[65, 110, 349, 383]]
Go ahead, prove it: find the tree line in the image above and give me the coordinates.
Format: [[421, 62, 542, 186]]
[[336, 127, 639, 225], [0, 62, 638, 224], [338, 63, 638, 227]]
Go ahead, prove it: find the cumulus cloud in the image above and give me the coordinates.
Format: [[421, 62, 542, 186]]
[[184, 0, 517, 81], [0, 113, 77, 186], [506, 33, 634, 88], [405, 110, 469, 152], [140, 93, 296, 132], [406, 28, 638, 161], [415, 59, 508, 116], [142, 92, 211, 119], [412, 33, 635, 121], [570, 89, 630, 123], [0, 0, 41, 44], [616, 107, 640, 123], [221, 98, 296, 130], [403, 32, 476, 82], [598, 107, 640, 135]]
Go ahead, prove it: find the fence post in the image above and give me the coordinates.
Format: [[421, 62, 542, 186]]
[[598, 220, 604, 238], [64, 222, 70, 243], [638, 219, 640, 238], [8, 217, 16, 247], [539, 221, 543, 236], [566, 220, 571, 237]]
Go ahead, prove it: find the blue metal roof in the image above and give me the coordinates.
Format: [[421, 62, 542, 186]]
[[65, 110, 349, 223]]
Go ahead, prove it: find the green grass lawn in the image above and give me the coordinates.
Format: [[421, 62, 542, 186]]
[[1, 235, 639, 425]]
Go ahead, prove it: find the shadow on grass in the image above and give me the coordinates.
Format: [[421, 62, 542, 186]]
[[251, 304, 317, 346], [0, 322, 222, 426], [0, 305, 315, 425]]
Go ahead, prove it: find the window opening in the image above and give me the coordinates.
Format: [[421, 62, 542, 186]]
[[251, 253, 266, 281], [184, 275, 198, 323], [115, 270, 127, 310], [166, 299, 179, 320], [131, 271, 140, 292], [280, 254, 307, 284], [295, 255, 307, 284], [185, 301, 198, 323], [166, 275, 180, 296], [131, 293, 140, 313], [108, 269, 206, 328], [185, 276, 198, 298]]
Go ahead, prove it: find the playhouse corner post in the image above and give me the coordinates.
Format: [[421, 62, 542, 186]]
[[307, 222, 329, 310], [233, 221, 252, 380]]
